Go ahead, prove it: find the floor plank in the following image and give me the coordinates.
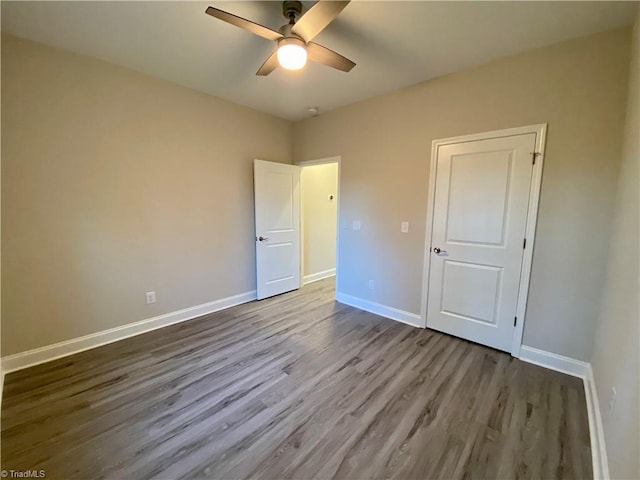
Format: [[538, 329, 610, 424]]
[[1, 278, 592, 479]]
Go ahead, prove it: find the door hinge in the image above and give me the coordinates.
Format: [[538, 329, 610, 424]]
[[531, 152, 541, 165], [514, 316, 517, 327], [523, 238, 527, 249]]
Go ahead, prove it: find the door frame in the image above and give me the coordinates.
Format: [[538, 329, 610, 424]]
[[296, 156, 342, 293], [419, 124, 547, 357]]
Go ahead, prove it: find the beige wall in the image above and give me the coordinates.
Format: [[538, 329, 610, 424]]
[[293, 28, 631, 361], [1, 27, 634, 365], [591, 11, 640, 480], [0, 42, 2, 443], [301, 163, 338, 279], [1, 35, 292, 356]]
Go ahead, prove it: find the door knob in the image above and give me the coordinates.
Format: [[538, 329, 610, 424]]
[[433, 247, 447, 254], [258, 236, 269, 242]]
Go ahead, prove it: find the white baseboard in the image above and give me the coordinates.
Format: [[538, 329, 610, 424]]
[[303, 269, 336, 285], [584, 365, 610, 480], [335, 291, 424, 328], [2, 290, 257, 374], [519, 345, 589, 378], [519, 345, 608, 479]]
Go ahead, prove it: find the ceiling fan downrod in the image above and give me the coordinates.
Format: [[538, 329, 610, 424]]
[[282, 1, 302, 25]]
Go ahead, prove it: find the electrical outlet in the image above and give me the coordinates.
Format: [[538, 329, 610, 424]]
[[352, 220, 361, 231], [146, 291, 156, 304], [608, 387, 617, 412], [401, 221, 409, 233], [368, 279, 375, 290]]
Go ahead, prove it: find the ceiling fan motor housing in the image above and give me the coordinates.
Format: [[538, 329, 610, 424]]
[[278, 23, 304, 41], [282, 1, 303, 22]]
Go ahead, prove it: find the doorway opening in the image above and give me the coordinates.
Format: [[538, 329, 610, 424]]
[[298, 157, 340, 289]]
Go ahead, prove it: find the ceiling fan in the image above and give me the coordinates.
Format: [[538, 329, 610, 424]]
[[205, 1, 356, 76]]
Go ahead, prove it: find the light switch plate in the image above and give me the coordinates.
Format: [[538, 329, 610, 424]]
[[146, 291, 156, 304], [352, 220, 361, 231], [401, 221, 409, 233]]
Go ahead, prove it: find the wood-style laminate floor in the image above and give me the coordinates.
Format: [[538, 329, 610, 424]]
[[2, 278, 592, 480]]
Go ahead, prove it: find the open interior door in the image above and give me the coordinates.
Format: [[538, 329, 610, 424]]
[[254, 159, 301, 300]]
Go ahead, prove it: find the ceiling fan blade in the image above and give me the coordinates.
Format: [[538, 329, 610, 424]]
[[205, 6, 283, 42], [307, 42, 355, 72], [291, 1, 350, 42], [256, 51, 279, 76]]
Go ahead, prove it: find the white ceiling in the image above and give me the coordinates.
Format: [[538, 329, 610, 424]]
[[2, 1, 637, 120]]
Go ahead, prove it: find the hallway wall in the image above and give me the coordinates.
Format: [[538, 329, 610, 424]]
[[301, 163, 339, 282]]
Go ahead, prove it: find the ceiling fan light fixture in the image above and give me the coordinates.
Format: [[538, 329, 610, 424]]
[[205, 2, 355, 76], [277, 37, 307, 70]]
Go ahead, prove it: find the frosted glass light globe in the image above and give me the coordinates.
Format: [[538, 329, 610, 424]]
[[277, 40, 307, 70]]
